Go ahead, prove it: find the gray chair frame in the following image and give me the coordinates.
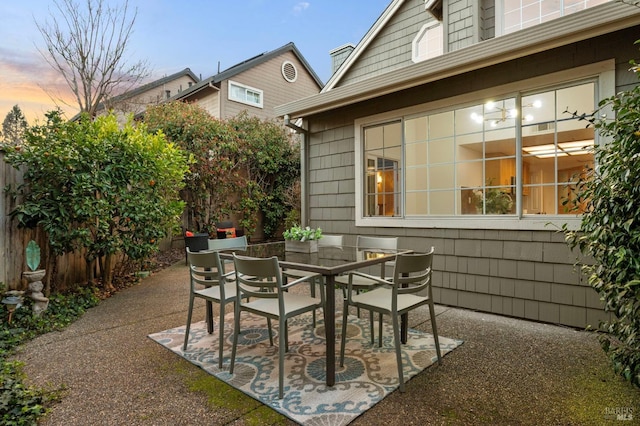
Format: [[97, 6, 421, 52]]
[[230, 254, 325, 399], [335, 235, 399, 345], [339, 248, 441, 392], [282, 234, 344, 326], [207, 235, 248, 252], [184, 249, 237, 368]]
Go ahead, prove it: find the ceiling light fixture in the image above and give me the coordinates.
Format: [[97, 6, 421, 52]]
[[471, 100, 542, 126], [522, 139, 594, 158]]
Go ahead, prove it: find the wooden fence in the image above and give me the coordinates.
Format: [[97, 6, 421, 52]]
[[1, 150, 88, 292]]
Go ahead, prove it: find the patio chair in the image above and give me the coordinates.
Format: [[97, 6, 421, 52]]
[[208, 235, 248, 252], [215, 221, 240, 239], [184, 249, 239, 368], [230, 253, 325, 399], [339, 248, 441, 392], [335, 235, 398, 345], [282, 234, 344, 326], [183, 231, 209, 265]]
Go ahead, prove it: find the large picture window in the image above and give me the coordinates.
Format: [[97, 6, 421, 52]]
[[360, 80, 596, 221], [500, 0, 610, 35]]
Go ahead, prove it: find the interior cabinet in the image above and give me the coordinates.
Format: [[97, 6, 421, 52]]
[[486, 158, 529, 195]]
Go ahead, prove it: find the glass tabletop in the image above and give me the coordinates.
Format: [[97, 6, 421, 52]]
[[221, 241, 407, 276]]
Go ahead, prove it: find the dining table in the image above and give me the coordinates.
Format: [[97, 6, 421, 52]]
[[218, 241, 411, 387]]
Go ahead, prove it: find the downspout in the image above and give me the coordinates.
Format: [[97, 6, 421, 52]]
[[284, 115, 310, 227]]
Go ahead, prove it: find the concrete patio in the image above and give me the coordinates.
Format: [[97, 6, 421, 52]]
[[12, 260, 639, 425]]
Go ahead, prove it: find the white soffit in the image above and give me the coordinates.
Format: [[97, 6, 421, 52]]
[[276, 3, 640, 119]]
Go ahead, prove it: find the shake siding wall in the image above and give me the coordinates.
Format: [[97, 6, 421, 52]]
[[221, 51, 320, 120], [338, 0, 431, 87], [303, 28, 638, 328], [446, 0, 475, 51], [480, 0, 495, 41]]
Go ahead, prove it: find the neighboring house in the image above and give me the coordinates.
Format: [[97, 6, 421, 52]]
[[73, 68, 200, 121], [276, 0, 640, 328], [172, 42, 323, 120]]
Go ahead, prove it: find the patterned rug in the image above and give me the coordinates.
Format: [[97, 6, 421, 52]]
[[148, 312, 462, 425]]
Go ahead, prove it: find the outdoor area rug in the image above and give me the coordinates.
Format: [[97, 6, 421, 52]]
[[148, 312, 463, 425]]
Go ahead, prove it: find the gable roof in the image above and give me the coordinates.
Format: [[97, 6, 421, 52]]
[[322, 0, 407, 92], [174, 42, 323, 102], [109, 67, 199, 104], [276, 2, 640, 119], [70, 68, 199, 121]]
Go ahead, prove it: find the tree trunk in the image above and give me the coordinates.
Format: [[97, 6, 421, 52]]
[[102, 253, 115, 292]]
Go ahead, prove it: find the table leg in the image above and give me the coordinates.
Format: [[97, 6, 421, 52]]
[[324, 274, 336, 387], [401, 313, 408, 344], [206, 301, 214, 334]]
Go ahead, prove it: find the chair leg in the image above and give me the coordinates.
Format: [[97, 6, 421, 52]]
[[339, 302, 349, 367], [218, 305, 225, 369], [183, 295, 195, 351], [392, 313, 405, 392], [378, 312, 383, 347], [369, 310, 374, 345], [278, 318, 287, 399], [310, 278, 317, 328], [429, 300, 442, 363], [229, 307, 241, 374]]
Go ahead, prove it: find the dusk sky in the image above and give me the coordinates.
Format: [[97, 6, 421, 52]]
[[0, 0, 390, 124]]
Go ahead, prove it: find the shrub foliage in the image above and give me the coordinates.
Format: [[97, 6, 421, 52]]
[[564, 67, 640, 388], [3, 111, 189, 290], [145, 103, 300, 239]]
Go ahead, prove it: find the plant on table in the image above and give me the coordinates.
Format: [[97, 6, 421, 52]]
[[283, 225, 322, 242]]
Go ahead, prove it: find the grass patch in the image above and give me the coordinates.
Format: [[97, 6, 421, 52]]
[[166, 358, 288, 424], [566, 362, 640, 424]]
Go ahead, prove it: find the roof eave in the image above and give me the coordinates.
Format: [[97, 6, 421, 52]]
[[276, 3, 640, 119]]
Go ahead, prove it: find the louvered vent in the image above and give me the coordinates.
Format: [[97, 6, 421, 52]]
[[282, 61, 298, 83], [534, 122, 555, 132]]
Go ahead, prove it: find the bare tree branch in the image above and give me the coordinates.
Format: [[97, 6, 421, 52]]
[[35, 0, 150, 118]]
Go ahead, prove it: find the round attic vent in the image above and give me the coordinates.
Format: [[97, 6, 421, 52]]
[[281, 61, 298, 83]]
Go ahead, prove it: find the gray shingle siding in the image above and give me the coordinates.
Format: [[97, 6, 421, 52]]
[[338, 0, 434, 87], [445, 0, 475, 51], [301, 27, 638, 328]]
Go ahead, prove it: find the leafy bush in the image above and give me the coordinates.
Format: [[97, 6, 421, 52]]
[[564, 66, 640, 388], [145, 103, 300, 239], [3, 111, 189, 290]]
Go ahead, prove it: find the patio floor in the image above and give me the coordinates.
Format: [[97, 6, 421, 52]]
[[12, 260, 639, 425]]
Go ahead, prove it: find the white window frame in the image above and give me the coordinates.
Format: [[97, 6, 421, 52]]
[[355, 60, 615, 231], [495, 0, 611, 36], [412, 21, 443, 63], [228, 80, 263, 108]]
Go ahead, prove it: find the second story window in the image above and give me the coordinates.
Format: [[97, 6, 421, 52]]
[[500, 0, 610, 35], [228, 80, 263, 108], [412, 21, 443, 63]]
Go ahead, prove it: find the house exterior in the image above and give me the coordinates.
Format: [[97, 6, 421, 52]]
[[95, 68, 200, 120], [173, 42, 323, 120], [275, 0, 640, 328]]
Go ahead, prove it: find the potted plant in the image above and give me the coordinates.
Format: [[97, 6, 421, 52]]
[[283, 225, 322, 253]]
